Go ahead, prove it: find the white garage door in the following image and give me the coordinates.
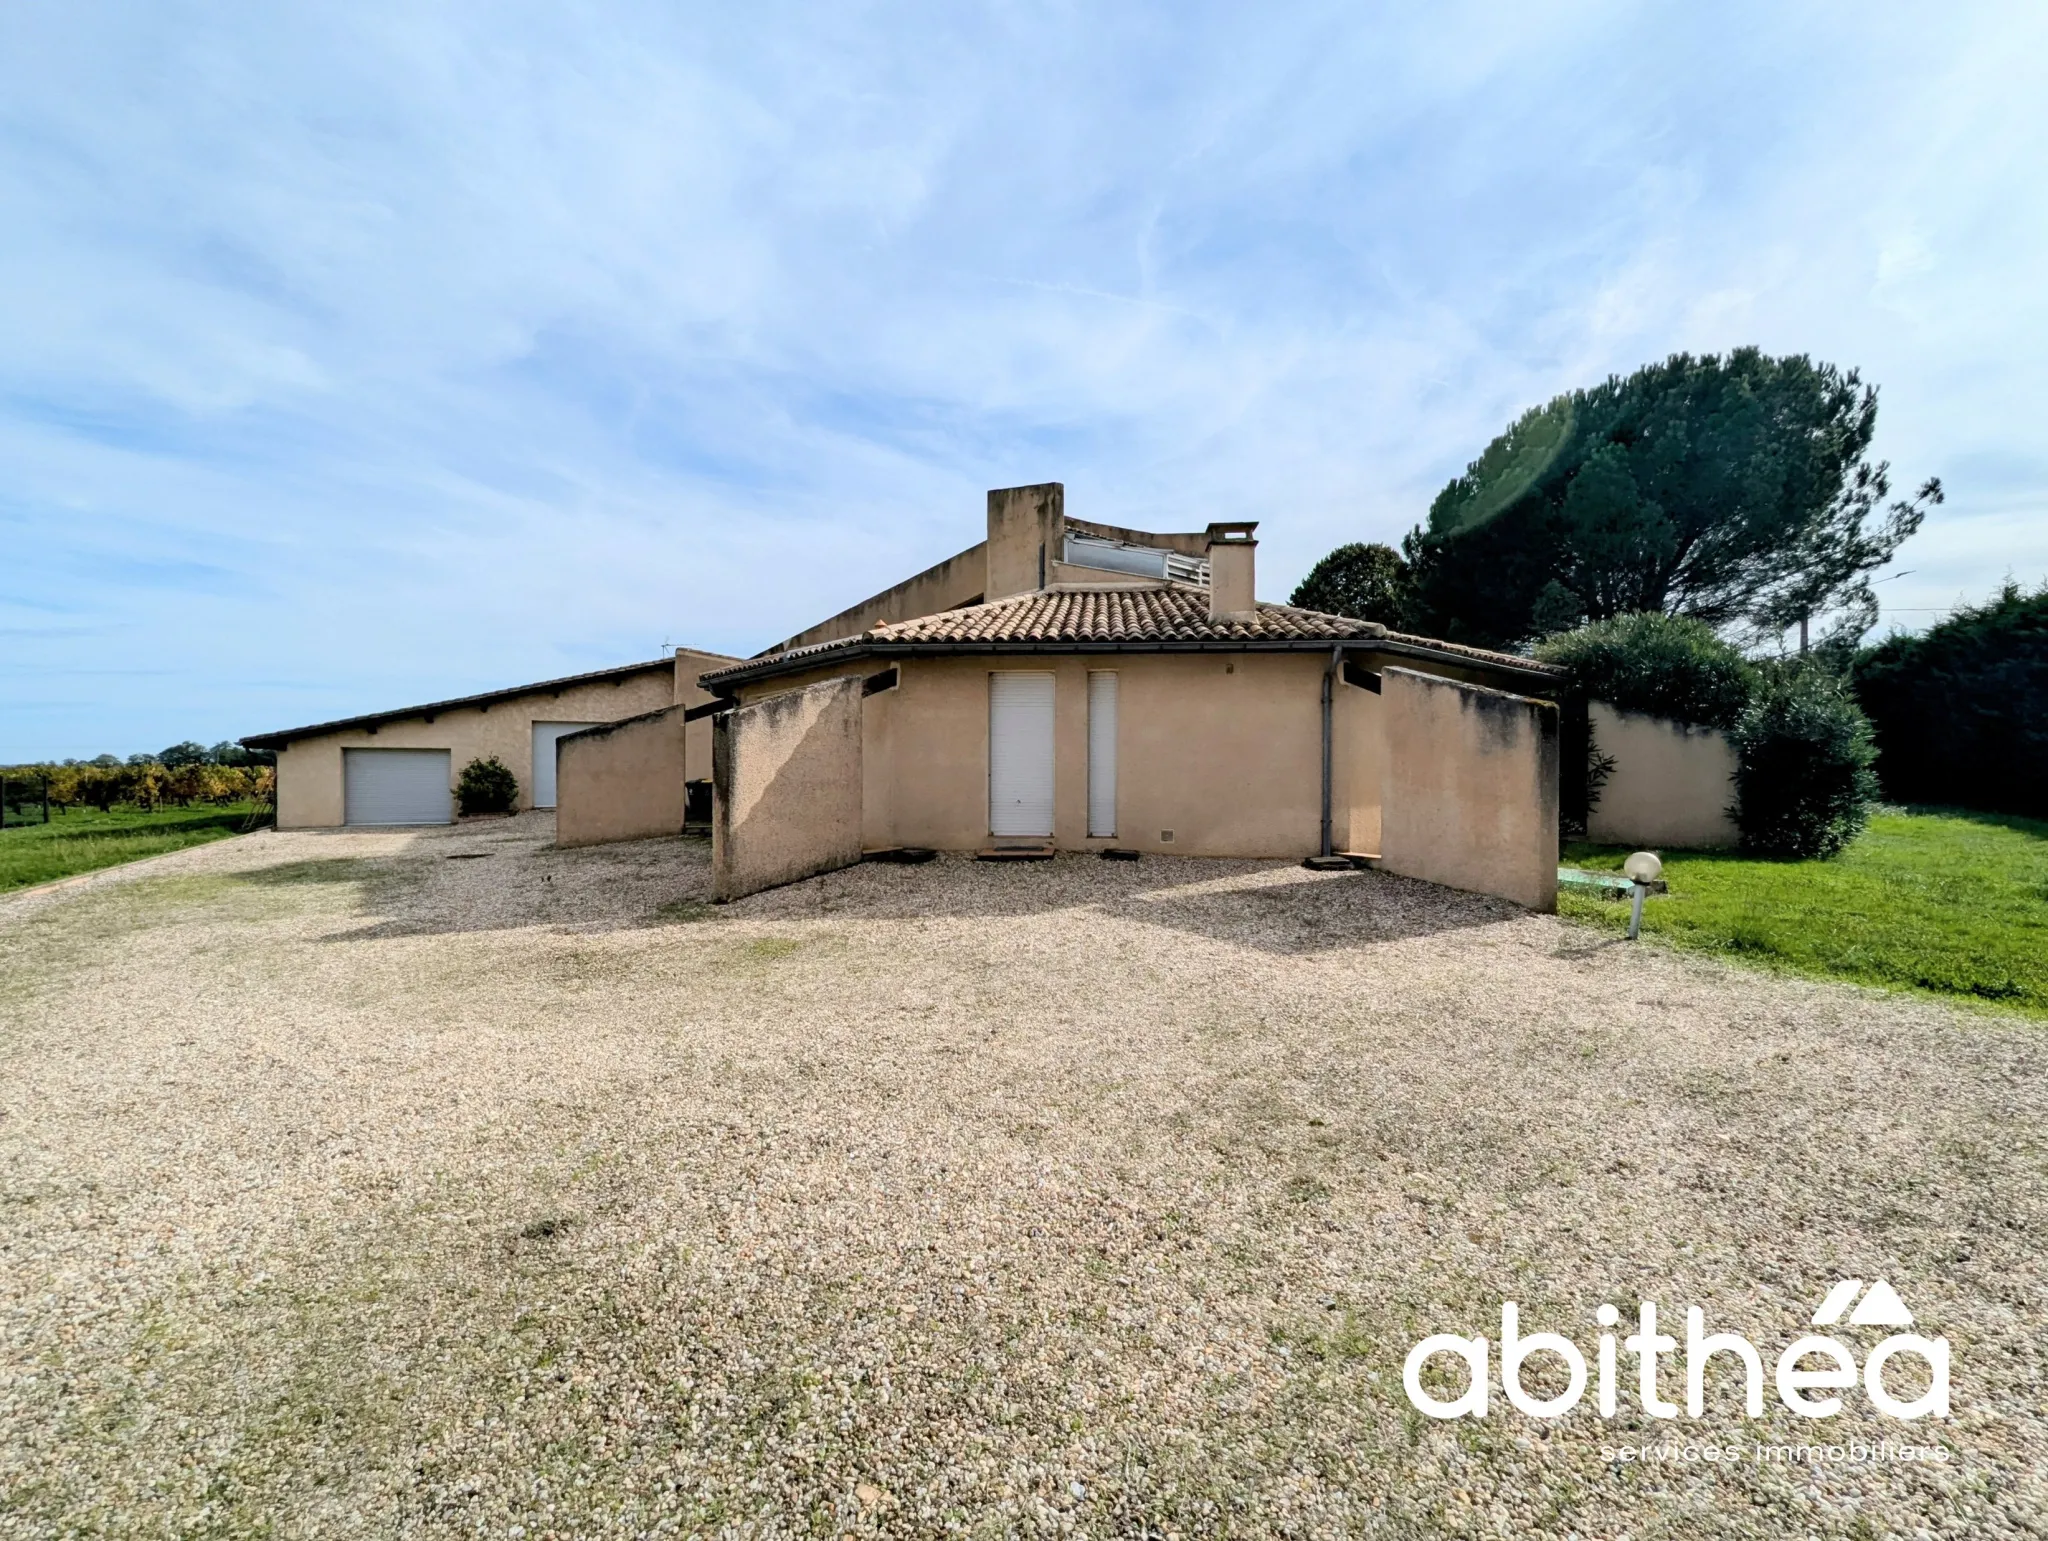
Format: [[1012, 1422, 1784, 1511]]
[[343, 748, 452, 827], [989, 671, 1055, 837], [531, 721, 605, 809]]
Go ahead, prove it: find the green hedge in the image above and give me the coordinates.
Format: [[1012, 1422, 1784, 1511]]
[[1854, 582, 2048, 818], [1534, 612, 1753, 728]]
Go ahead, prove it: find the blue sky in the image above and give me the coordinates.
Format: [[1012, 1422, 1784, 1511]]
[[4, 1, 2044, 760]]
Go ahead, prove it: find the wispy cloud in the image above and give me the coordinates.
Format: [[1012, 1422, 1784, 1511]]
[[3, 0, 2043, 756]]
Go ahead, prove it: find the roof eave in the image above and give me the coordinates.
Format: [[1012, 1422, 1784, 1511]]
[[240, 657, 678, 750], [700, 635, 1562, 692]]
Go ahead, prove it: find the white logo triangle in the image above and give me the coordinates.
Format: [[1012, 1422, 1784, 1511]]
[[1812, 1277, 1914, 1327], [1812, 1278, 1862, 1325], [1847, 1278, 1914, 1327]]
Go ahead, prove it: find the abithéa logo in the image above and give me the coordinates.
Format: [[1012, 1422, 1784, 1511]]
[[1403, 1280, 1948, 1422]]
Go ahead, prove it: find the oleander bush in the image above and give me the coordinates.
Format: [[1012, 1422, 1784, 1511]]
[[455, 755, 519, 816], [1729, 665, 1880, 859]]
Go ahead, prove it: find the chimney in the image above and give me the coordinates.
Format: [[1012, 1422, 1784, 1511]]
[[1206, 521, 1258, 619], [986, 483, 1066, 600]]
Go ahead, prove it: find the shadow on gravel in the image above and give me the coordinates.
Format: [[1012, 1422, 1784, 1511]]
[[285, 816, 1518, 955], [237, 858, 392, 887], [303, 824, 715, 943], [1105, 868, 1517, 954], [757, 857, 1520, 955]]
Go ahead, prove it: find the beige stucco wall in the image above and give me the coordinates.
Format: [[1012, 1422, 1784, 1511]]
[[1335, 673, 1386, 856], [272, 649, 738, 830], [765, 544, 989, 655], [554, 707, 688, 848], [735, 651, 1388, 859], [1587, 701, 1739, 850], [861, 672, 899, 851], [1380, 667, 1559, 911], [712, 675, 865, 901]]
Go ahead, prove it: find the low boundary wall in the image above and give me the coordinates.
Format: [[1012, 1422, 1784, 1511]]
[[556, 706, 688, 848], [1588, 701, 1739, 850], [712, 677, 864, 901], [1380, 668, 1558, 911]]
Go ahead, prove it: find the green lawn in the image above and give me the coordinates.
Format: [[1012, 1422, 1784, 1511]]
[[0, 804, 267, 893], [1563, 807, 2048, 1014]]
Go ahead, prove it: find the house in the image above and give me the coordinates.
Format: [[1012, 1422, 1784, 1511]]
[[695, 484, 1571, 909], [243, 648, 739, 830], [243, 481, 1734, 890]]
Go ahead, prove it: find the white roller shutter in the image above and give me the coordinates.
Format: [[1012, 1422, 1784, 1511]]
[[1087, 671, 1117, 837], [531, 721, 604, 809], [988, 671, 1055, 837], [343, 748, 452, 826]]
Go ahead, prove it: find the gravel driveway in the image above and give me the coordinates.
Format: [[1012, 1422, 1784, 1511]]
[[2, 816, 2042, 1538]]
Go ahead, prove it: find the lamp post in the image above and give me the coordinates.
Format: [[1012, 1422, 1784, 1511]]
[[1623, 851, 1663, 941]]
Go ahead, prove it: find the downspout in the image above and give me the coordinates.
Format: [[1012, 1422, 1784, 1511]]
[[1320, 645, 1341, 856]]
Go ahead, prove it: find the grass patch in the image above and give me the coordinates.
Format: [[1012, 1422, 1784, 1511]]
[[0, 856, 397, 1017], [654, 898, 720, 924], [0, 804, 265, 892], [236, 857, 386, 889], [1563, 807, 2048, 1013]]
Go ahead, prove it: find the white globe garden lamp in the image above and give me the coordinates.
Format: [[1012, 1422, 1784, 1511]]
[[1623, 851, 1662, 940]]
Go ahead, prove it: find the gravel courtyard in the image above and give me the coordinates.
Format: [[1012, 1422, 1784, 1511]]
[[1, 816, 2042, 1539]]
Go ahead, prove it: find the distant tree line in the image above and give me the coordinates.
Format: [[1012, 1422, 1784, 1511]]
[[3, 741, 275, 815]]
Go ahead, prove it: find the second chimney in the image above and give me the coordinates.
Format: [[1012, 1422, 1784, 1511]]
[[1206, 521, 1258, 620]]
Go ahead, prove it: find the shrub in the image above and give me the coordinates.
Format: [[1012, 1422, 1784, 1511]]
[[1534, 612, 1754, 728], [455, 755, 519, 816], [1853, 580, 2048, 817], [1729, 666, 1879, 858]]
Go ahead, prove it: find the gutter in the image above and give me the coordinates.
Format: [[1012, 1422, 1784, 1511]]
[[1321, 647, 1339, 856], [701, 634, 1564, 693]]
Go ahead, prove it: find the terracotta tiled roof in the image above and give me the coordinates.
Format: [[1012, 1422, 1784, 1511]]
[[871, 586, 1381, 644], [1377, 628, 1566, 674], [701, 584, 1561, 689]]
